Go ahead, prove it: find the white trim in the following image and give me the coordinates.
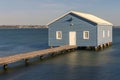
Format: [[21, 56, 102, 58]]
[[47, 11, 71, 26], [103, 30, 105, 38], [56, 31, 62, 39], [108, 30, 110, 37], [83, 31, 89, 39], [47, 11, 113, 26], [69, 31, 76, 45]]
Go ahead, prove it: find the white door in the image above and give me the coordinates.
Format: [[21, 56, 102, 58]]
[[69, 31, 76, 45]]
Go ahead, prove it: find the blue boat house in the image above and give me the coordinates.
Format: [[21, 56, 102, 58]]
[[48, 11, 113, 50]]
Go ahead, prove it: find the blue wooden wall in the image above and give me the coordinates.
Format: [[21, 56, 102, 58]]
[[48, 13, 112, 47]]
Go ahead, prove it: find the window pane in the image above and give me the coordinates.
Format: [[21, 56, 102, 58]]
[[85, 32, 88, 38], [83, 31, 89, 39], [58, 32, 62, 38], [56, 31, 62, 39]]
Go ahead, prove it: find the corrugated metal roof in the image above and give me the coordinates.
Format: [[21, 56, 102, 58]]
[[47, 11, 113, 26]]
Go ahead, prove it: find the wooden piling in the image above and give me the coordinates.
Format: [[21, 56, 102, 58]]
[[94, 46, 98, 51], [103, 44, 106, 48], [99, 45, 102, 49], [109, 42, 112, 46], [40, 56, 43, 60], [86, 46, 91, 50], [25, 59, 29, 65], [3, 64, 8, 70], [61, 51, 65, 54], [106, 43, 109, 47]]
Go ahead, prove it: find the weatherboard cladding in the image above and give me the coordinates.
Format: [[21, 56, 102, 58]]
[[97, 25, 112, 45], [49, 13, 97, 46], [48, 11, 112, 47]]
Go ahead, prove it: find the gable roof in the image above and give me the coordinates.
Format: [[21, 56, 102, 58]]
[[47, 11, 113, 26]]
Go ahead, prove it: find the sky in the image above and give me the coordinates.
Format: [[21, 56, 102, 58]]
[[0, 0, 119, 26]]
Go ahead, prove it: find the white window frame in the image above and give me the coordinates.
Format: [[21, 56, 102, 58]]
[[56, 31, 62, 39], [103, 30, 105, 38], [83, 31, 89, 39], [108, 30, 110, 37]]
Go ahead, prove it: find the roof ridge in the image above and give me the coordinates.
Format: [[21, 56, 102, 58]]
[[70, 11, 113, 25], [47, 11, 113, 26]]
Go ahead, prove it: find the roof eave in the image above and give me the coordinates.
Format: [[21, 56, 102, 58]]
[[47, 11, 72, 26], [47, 11, 113, 27], [97, 23, 113, 26]]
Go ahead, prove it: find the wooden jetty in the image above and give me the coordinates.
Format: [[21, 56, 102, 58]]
[[0, 45, 77, 70]]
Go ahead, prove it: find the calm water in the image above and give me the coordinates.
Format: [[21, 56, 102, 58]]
[[0, 28, 120, 80], [0, 28, 48, 57]]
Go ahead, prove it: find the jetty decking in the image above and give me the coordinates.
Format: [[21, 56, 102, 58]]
[[0, 45, 77, 70]]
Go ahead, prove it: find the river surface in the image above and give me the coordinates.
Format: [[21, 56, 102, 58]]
[[0, 28, 120, 80]]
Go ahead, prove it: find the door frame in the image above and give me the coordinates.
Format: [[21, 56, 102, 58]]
[[69, 31, 76, 45]]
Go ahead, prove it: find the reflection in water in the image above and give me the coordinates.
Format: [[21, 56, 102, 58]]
[[67, 50, 113, 67], [0, 28, 120, 80], [7, 72, 26, 80]]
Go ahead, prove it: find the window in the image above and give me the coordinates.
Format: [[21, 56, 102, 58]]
[[103, 30, 105, 38], [83, 31, 89, 39], [108, 30, 110, 37], [56, 31, 62, 39]]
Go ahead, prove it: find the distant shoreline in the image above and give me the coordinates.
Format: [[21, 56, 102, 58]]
[[0, 25, 119, 29], [0, 25, 48, 28], [113, 26, 120, 28]]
